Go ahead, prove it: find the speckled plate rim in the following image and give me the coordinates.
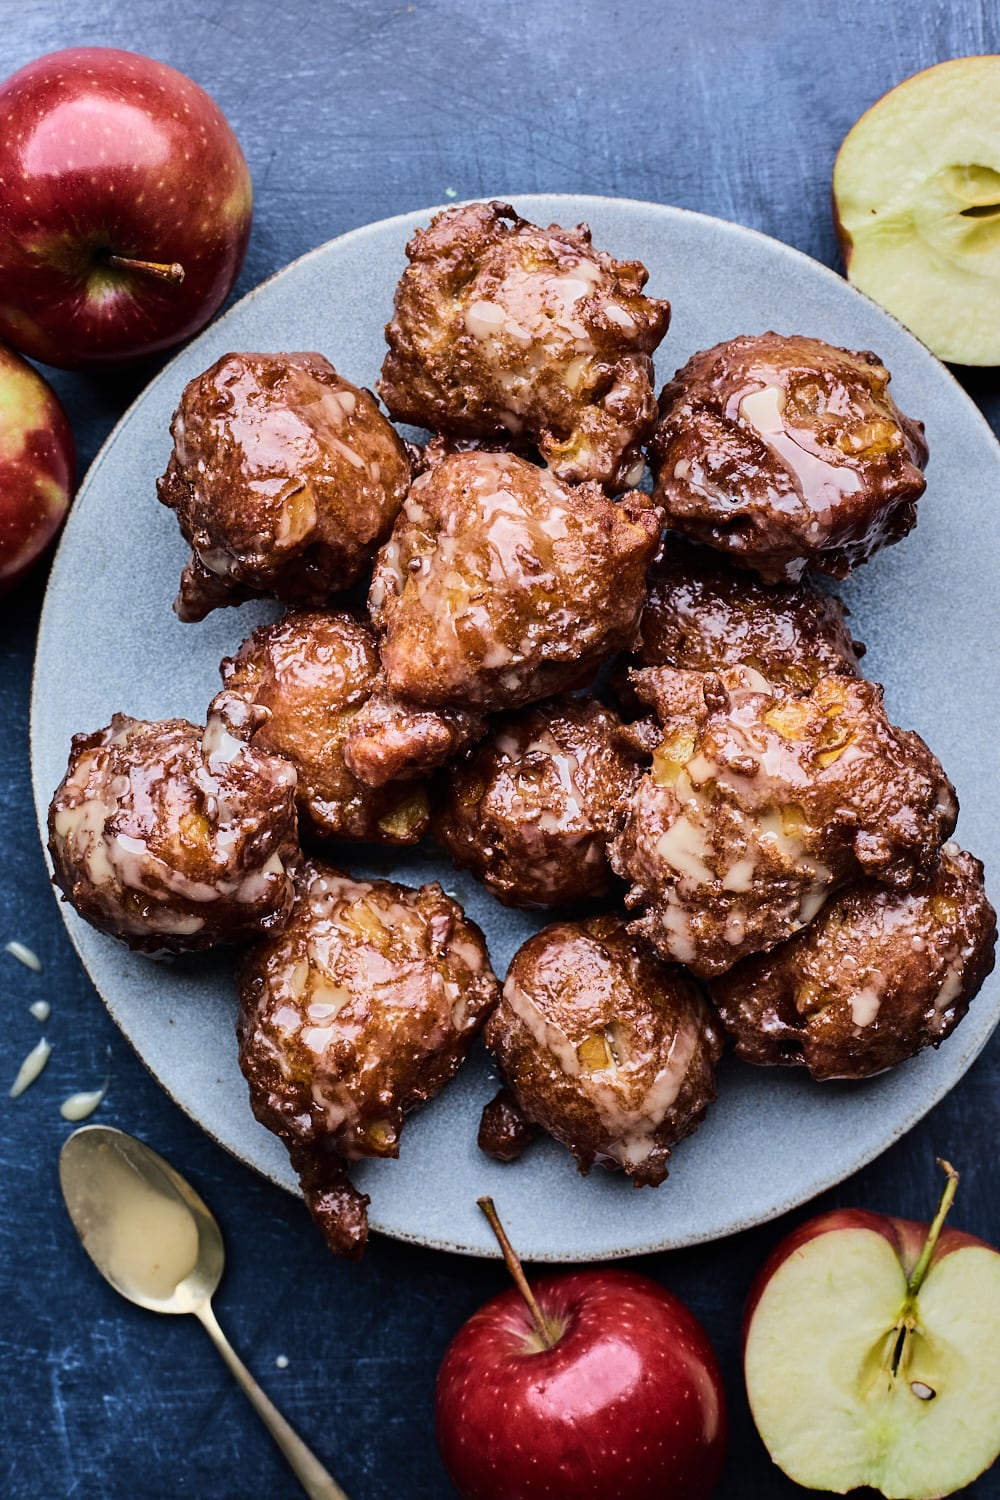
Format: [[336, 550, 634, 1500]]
[[30, 194, 1000, 1260]]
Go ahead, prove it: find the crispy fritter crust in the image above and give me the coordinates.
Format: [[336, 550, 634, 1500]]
[[379, 201, 670, 489], [609, 666, 957, 977], [432, 698, 640, 908], [710, 847, 996, 1078], [216, 610, 430, 843], [632, 535, 865, 689], [343, 687, 485, 787], [368, 450, 661, 710], [157, 352, 412, 620], [48, 699, 298, 954], [237, 861, 499, 1256], [481, 914, 722, 1185], [649, 333, 927, 582]]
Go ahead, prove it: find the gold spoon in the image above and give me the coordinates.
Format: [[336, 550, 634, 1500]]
[[59, 1124, 350, 1500]]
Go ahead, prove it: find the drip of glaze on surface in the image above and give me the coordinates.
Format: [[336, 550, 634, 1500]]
[[67, 1141, 200, 1303], [5, 940, 42, 972], [9, 1037, 52, 1098], [737, 385, 863, 505], [849, 987, 882, 1028], [60, 1078, 110, 1122], [503, 979, 698, 1167]]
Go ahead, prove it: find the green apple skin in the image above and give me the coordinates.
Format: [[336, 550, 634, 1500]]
[[743, 1207, 1000, 1499], [833, 56, 1000, 367], [0, 343, 75, 590]]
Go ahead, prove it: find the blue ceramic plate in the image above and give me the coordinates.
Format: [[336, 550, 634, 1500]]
[[31, 196, 1000, 1260]]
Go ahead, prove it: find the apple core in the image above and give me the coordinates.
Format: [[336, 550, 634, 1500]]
[[833, 56, 1000, 365]]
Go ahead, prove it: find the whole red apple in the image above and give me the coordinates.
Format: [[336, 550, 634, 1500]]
[[436, 1257, 727, 1500], [0, 48, 252, 368], [0, 342, 74, 589], [744, 1161, 1000, 1499]]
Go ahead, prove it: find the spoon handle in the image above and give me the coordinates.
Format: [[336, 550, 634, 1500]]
[[195, 1300, 351, 1500]]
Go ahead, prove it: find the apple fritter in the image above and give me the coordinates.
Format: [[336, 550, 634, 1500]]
[[710, 846, 996, 1078], [368, 450, 661, 710], [649, 333, 927, 582], [480, 914, 722, 1185], [215, 609, 432, 843], [432, 697, 640, 908], [237, 860, 500, 1257], [379, 200, 670, 490], [626, 535, 865, 692], [609, 665, 957, 978], [158, 351, 412, 620], [47, 696, 298, 954]]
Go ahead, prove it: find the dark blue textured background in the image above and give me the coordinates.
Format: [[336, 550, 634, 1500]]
[[2, 3, 999, 1497]]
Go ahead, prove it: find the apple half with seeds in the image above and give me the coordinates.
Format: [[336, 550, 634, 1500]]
[[833, 56, 1000, 365], [744, 1161, 1000, 1497]]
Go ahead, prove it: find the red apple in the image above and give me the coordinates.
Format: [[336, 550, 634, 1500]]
[[0, 48, 252, 368], [743, 1161, 1000, 1498], [0, 342, 74, 589], [435, 1199, 727, 1500]]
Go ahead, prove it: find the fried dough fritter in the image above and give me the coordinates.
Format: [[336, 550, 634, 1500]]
[[432, 697, 639, 908], [237, 861, 499, 1256], [710, 846, 996, 1078], [48, 697, 298, 954], [216, 610, 430, 843], [158, 352, 412, 620], [633, 535, 864, 688], [609, 666, 957, 978], [480, 914, 722, 1184], [379, 200, 670, 489], [649, 333, 927, 582], [368, 450, 661, 710]]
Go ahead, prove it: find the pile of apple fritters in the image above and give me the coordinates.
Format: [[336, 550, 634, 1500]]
[[48, 202, 996, 1256]]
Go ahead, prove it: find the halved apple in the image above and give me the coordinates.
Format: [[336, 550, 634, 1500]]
[[744, 1162, 1000, 1498], [833, 56, 1000, 365]]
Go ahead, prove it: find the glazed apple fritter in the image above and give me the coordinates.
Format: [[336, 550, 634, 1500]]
[[48, 696, 298, 954], [710, 846, 996, 1079], [237, 861, 500, 1257], [158, 351, 412, 620], [215, 609, 436, 844], [379, 200, 670, 490], [650, 332, 927, 582], [432, 697, 640, 908], [367, 449, 661, 710], [610, 665, 957, 978], [480, 914, 722, 1185]]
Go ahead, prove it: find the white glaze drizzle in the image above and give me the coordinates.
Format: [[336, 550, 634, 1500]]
[[9, 1037, 51, 1098], [5, 941, 41, 972]]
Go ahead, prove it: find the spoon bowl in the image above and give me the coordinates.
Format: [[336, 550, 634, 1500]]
[[59, 1125, 348, 1500], [60, 1124, 223, 1313]]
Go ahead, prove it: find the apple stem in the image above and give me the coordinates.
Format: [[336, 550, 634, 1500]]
[[104, 254, 186, 285], [477, 1196, 557, 1350], [906, 1158, 960, 1301]]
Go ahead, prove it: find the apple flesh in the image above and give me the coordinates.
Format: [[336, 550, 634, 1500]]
[[436, 1267, 727, 1500], [0, 343, 74, 589], [833, 56, 1000, 366], [0, 48, 252, 368], [744, 1168, 1000, 1498]]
